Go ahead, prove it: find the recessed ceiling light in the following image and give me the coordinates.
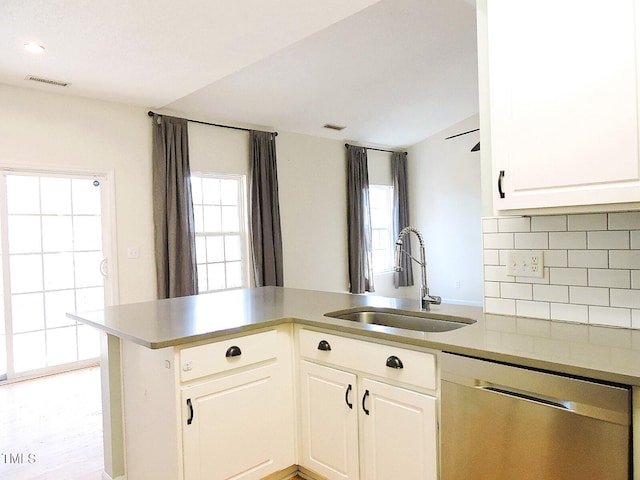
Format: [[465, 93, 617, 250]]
[[24, 43, 45, 54]]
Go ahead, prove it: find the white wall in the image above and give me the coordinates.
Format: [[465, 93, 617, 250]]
[[400, 114, 483, 306], [0, 84, 156, 305]]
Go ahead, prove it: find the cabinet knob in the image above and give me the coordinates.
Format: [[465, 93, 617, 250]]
[[317, 340, 332, 351], [225, 346, 242, 358], [386, 355, 404, 369]]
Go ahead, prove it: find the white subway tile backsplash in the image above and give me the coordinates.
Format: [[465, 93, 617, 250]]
[[516, 300, 550, 319], [567, 250, 608, 268], [485, 297, 516, 316], [533, 284, 568, 303], [549, 267, 588, 286], [544, 250, 568, 267], [589, 269, 630, 288], [482, 218, 498, 233], [588, 306, 631, 328], [484, 265, 511, 282], [531, 215, 566, 232], [498, 217, 531, 232], [483, 249, 499, 265], [483, 215, 640, 329], [483, 233, 514, 249], [569, 286, 609, 306], [501, 282, 532, 300], [515, 232, 548, 249], [610, 250, 640, 269], [549, 231, 587, 249], [568, 213, 607, 231], [609, 212, 640, 230], [610, 289, 640, 309], [550, 303, 589, 323], [484, 281, 500, 297], [588, 230, 629, 249]]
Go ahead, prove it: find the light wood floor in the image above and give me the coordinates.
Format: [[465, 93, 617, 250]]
[[0, 367, 103, 480]]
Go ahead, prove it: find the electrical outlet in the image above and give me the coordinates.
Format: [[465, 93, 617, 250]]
[[506, 250, 544, 278]]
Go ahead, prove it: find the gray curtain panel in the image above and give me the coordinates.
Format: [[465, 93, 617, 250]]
[[346, 145, 375, 294], [151, 114, 198, 299], [249, 130, 284, 287], [392, 152, 414, 287]]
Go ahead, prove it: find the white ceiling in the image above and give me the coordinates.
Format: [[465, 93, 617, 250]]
[[1, 0, 478, 148]]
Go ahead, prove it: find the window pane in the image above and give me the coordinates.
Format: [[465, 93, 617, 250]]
[[197, 265, 208, 293], [13, 331, 46, 372], [204, 206, 222, 232], [72, 178, 101, 215], [0, 335, 6, 376], [206, 236, 225, 262], [12, 292, 45, 333], [202, 177, 221, 205], [221, 206, 239, 232], [74, 251, 103, 288], [42, 216, 74, 252], [73, 216, 102, 251], [10, 254, 43, 293], [8, 216, 41, 254], [43, 252, 75, 291], [77, 324, 99, 360], [190, 176, 203, 204], [193, 205, 204, 232], [195, 237, 207, 265], [207, 263, 225, 291], [226, 262, 242, 289], [220, 179, 238, 205], [6, 176, 40, 214], [45, 290, 76, 328], [46, 326, 78, 366], [76, 287, 104, 313], [225, 235, 241, 261], [40, 177, 72, 215]]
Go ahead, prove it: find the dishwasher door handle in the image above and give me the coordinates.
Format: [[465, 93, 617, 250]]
[[477, 385, 573, 411]]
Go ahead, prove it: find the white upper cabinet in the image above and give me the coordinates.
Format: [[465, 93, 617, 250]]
[[487, 0, 640, 212]]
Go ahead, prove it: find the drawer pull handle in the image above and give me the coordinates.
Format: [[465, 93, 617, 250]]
[[225, 346, 242, 358], [362, 389, 370, 415], [498, 170, 505, 199], [386, 355, 404, 369], [186, 398, 194, 425], [317, 340, 332, 351], [345, 384, 353, 409]]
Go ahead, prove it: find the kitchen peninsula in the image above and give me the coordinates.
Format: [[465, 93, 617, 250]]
[[70, 287, 640, 480]]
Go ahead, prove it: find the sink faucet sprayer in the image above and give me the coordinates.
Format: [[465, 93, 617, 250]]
[[394, 226, 441, 310]]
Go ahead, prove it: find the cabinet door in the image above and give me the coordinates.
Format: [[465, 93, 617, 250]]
[[299, 361, 359, 480], [488, 0, 640, 211], [181, 364, 285, 480], [361, 378, 437, 480]]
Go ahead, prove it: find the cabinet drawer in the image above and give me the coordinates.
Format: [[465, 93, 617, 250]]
[[298, 328, 436, 390], [180, 330, 278, 382]]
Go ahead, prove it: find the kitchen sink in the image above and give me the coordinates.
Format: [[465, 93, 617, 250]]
[[324, 307, 476, 333]]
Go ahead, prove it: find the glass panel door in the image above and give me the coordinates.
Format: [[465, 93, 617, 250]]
[[1, 172, 110, 380]]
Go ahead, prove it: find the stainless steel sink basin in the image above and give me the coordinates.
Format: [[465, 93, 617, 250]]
[[324, 307, 476, 333]]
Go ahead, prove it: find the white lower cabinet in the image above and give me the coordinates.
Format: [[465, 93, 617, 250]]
[[297, 328, 439, 480], [361, 378, 437, 480], [181, 363, 284, 480], [299, 361, 359, 480], [121, 327, 295, 480]]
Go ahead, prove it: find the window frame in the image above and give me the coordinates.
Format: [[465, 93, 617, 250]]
[[191, 173, 251, 293]]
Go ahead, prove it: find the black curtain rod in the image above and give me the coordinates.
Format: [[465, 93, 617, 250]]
[[444, 128, 479, 140], [344, 143, 407, 155], [147, 111, 277, 136]]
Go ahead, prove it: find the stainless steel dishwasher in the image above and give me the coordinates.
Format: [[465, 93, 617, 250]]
[[441, 353, 632, 480]]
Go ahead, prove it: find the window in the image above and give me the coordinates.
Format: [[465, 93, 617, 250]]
[[369, 185, 394, 273], [191, 174, 249, 293]]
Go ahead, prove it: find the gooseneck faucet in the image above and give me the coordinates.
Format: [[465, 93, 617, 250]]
[[394, 226, 441, 311]]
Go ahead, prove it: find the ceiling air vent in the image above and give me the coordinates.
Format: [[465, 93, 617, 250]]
[[323, 123, 346, 131], [25, 75, 71, 88]]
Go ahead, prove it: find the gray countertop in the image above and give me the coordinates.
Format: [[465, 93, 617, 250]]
[[68, 286, 640, 386]]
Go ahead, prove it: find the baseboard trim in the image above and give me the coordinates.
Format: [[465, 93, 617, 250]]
[[101, 472, 126, 480]]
